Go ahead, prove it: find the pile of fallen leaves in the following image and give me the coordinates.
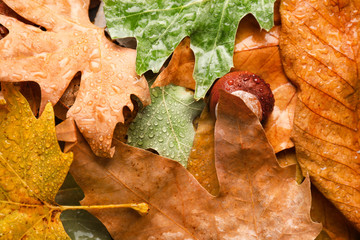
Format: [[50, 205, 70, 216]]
[[0, 0, 359, 239]]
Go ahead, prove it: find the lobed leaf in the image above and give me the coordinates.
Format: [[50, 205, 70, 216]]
[[70, 92, 321, 239], [104, 0, 276, 99], [0, 83, 73, 239], [0, 0, 151, 157]]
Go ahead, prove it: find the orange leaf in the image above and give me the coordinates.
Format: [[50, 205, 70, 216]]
[[0, 0, 150, 157], [311, 186, 360, 240], [280, 0, 360, 230], [152, 37, 196, 90], [187, 106, 219, 195]]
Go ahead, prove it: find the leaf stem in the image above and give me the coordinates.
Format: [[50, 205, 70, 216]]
[[59, 203, 149, 215]]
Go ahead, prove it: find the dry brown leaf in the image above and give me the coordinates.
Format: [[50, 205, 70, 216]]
[[69, 92, 321, 239], [0, 0, 150, 157], [280, 0, 360, 230], [311, 186, 360, 240], [233, 15, 297, 153], [277, 148, 298, 168], [56, 117, 77, 145], [53, 72, 81, 120], [18, 82, 41, 116], [152, 37, 196, 90], [187, 106, 219, 196]]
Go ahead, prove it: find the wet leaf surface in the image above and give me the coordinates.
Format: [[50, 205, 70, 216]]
[[127, 83, 205, 166], [0, 0, 151, 158], [104, 0, 276, 98], [70, 91, 321, 240], [280, 0, 360, 230], [0, 83, 73, 239]]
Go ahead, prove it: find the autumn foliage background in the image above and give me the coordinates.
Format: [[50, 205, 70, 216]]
[[0, 0, 360, 239]]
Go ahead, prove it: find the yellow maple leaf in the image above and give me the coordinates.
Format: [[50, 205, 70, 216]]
[[0, 83, 73, 239], [0, 0, 151, 157], [0, 84, 148, 239]]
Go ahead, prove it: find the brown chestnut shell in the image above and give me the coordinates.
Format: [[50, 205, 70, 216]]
[[210, 71, 274, 121]]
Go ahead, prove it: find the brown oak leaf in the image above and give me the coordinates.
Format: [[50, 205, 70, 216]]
[[69, 92, 321, 239], [280, 0, 360, 230], [0, 0, 150, 157]]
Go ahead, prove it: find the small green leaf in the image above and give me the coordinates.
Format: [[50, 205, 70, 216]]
[[127, 84, 205, 166], [104, 0, 275, 98], [56, 174, 112, 240]]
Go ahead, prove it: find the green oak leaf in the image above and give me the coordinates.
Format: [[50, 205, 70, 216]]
[[104, 0, 275, 98], [127, 85, 205, 166]]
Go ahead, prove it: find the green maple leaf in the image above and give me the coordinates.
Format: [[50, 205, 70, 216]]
[[127, 84, 205, 166], [104, 0, 275, 98]]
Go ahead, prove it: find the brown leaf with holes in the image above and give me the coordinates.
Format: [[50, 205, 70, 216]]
[[0, 0, 150, 157], [69, 92, 321, 240], [280, 0, 360, 230], [233, 14, 297, 153]]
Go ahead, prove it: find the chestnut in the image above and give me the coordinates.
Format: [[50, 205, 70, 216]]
[[209, 71, 274, 122]]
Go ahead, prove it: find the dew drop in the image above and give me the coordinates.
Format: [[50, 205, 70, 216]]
[[111, 85, 121, 93], [152, 91, 159, 98], [72, 106, 82, 114], [90, 61, 101, 72]]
